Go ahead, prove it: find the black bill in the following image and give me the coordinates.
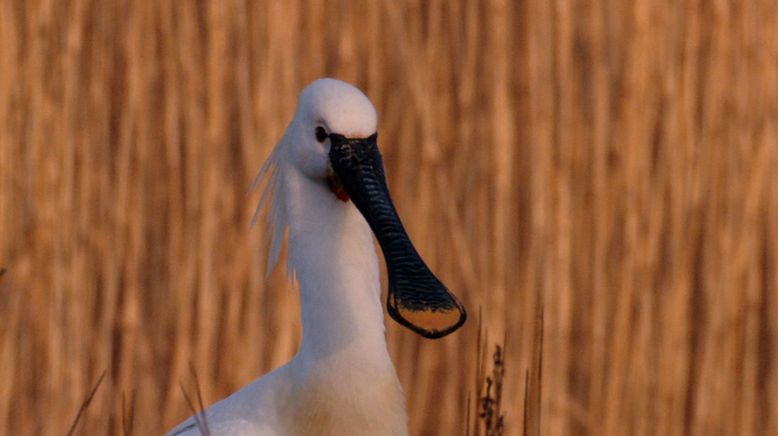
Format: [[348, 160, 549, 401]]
[[328, 133, 467, 339]]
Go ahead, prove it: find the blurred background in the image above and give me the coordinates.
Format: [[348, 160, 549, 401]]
[[1, 1, 777, 435]]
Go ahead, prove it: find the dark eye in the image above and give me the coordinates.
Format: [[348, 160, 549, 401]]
[[315, 126, 328, 143]]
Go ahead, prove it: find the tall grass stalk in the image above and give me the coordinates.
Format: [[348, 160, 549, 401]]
[[1, 1, 776, 434]]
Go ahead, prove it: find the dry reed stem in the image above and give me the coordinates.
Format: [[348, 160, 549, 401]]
[[178, 364, 211, 436], [65, 369, 107, 436], [121, 390, 136, 436], [478, 342, 506, 436], [1, 1, 777, 435]]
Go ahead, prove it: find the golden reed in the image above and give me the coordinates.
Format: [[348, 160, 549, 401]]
[[1, 1, 776, 434]]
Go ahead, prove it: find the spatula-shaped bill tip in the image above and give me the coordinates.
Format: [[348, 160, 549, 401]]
[[388, 286, 467, 339]]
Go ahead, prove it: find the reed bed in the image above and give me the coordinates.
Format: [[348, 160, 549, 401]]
[[1, 1, 777, 435]]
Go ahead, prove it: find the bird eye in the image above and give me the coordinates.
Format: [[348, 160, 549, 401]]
[[315, 126, 328, 143]]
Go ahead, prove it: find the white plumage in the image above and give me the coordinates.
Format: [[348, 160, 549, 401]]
[[167, 79, 408, 436]]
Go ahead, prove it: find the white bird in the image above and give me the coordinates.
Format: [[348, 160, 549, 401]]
[[167, 78, 466, 436]]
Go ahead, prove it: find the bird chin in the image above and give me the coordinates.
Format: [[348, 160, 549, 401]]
[[326, 165, 350, 202]]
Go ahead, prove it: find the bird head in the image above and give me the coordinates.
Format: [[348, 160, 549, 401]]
[[254, 78, 466, 339]]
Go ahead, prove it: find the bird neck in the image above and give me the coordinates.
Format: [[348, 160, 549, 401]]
[[266, 167, 408, 435], [284, 169, 393, 364]]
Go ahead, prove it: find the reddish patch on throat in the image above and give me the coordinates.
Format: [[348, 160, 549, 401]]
[[327, 174, 350, 202]]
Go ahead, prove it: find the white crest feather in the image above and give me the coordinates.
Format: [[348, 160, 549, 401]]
[[250, 137, 292, 279]]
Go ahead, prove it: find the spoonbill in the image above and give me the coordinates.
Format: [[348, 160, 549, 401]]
[[167, 78, 466, 435]]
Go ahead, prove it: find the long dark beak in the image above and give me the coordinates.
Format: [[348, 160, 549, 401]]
[[328, 133, 466, 339]]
